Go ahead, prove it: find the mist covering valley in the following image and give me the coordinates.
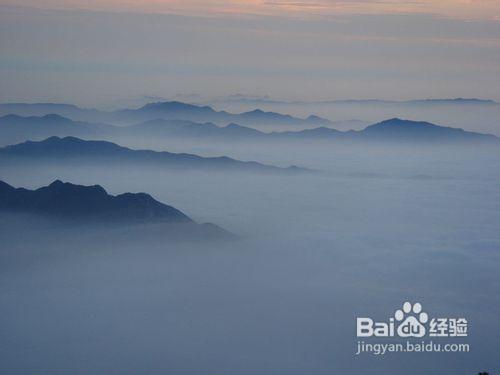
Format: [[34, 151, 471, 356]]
[[0, 99, 499, 375]]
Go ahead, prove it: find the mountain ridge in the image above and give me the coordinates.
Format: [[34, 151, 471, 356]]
[[123, 116, 499, 143], [0, 101, 333, 127], [0, 136, 307, 172], [0, 113, 497, 145], [0, 179, 192, 223]]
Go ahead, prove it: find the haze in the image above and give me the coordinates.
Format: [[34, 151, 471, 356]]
[[1, 3, 500, 107]]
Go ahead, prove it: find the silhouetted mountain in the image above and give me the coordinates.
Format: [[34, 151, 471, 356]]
[[0, 179, 191, 223], [124, 119, 265, 139], [0, 136, 305, 173], [0, 180, 233, 239], [357, 118, 499, 143], [0, 114, 115, 146]]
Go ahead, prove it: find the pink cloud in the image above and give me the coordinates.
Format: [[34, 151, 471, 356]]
[[0, 0, 498, 19]]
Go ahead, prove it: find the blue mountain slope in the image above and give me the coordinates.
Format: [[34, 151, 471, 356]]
[[0, 179, 191, 223], [0, 136, 306, 173], [359, 118, 498, 142]]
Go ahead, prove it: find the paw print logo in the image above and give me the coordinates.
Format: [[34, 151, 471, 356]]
[[395, 302, 428, 338]]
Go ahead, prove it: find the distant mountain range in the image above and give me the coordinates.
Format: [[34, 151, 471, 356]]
[[0, 136, 306, 173], [0, 101, 333, 127], [0, 113, 497, 146], [0, 114, 114, 145], [124, 117, 498, 143]]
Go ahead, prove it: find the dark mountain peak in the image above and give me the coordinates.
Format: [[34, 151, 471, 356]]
[[0, 179, 192, 223]]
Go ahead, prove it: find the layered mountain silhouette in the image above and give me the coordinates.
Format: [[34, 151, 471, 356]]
[[0, 136, 305, 173], [0, 113, 497, 146], [0, 101, 332, 127]]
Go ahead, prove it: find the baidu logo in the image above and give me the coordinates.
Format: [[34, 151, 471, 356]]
[[357, 301, 467, 338]]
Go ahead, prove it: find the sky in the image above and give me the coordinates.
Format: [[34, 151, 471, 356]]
[[2, 1, 500, 19], [0, 1, 499, 107]]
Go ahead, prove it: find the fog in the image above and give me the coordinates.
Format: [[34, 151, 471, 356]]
[[1, 141, 499, 374]]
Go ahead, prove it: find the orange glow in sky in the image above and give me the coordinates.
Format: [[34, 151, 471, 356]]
[[1, 0, 499, 20]]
